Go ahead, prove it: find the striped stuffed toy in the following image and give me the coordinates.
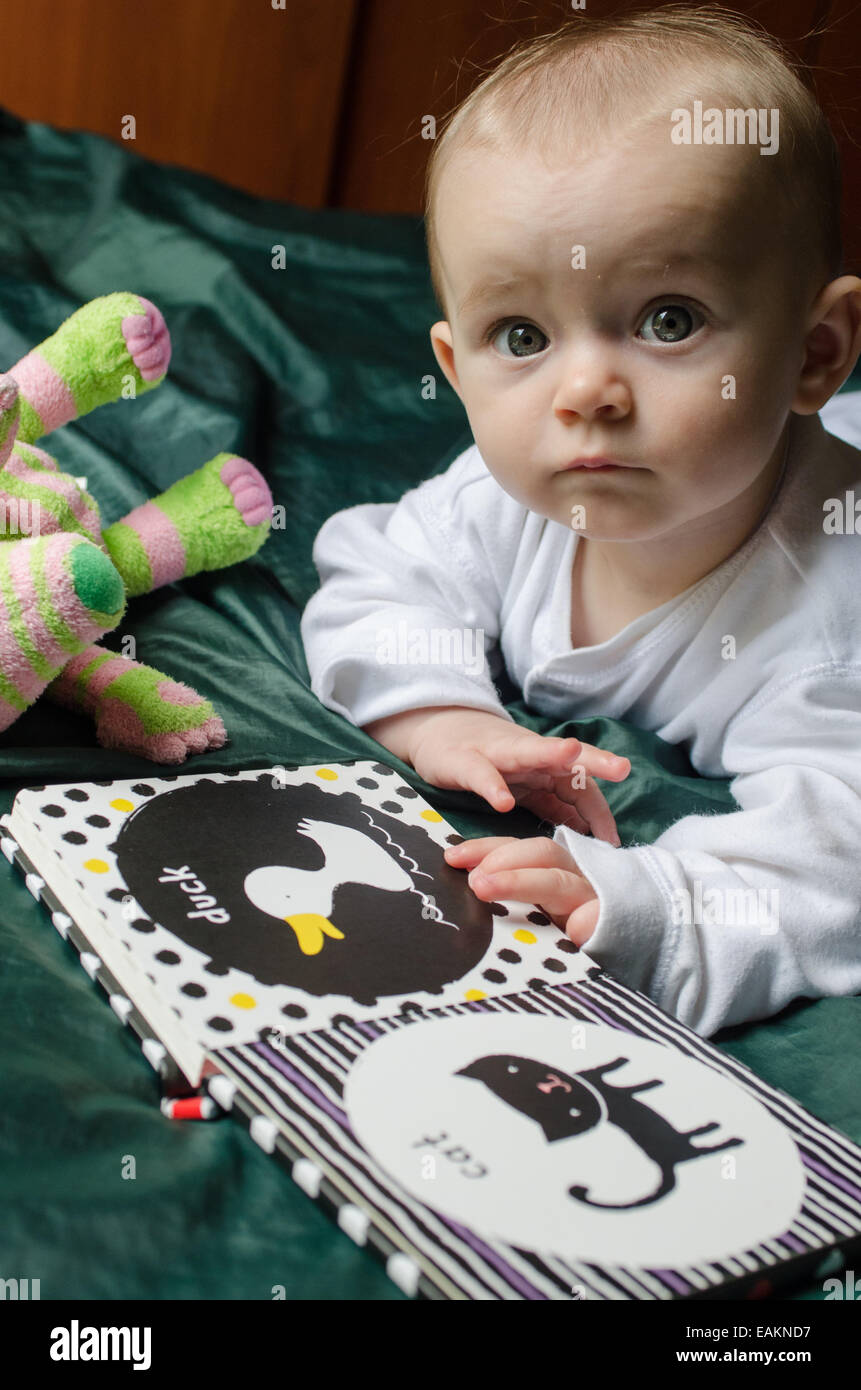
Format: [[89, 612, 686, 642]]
[[0, 292, 272, 763]]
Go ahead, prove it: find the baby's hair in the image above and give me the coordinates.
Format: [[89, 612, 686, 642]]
[[423, 4, 842, 317]]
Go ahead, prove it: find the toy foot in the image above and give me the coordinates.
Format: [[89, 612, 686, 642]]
[[48, 645, 226, 764], [11, 293, 172, 448], [122, 297, 171, 382], [0, 536, 125, 732], [103, 452, 272, 597]]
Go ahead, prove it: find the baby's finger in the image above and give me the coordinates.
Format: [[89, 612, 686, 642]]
[[463, 835, 573, 877], [498, 733, 583, 775], [456, 749, 517, 813], [516, 787, 591, 836], [553, 773, 621, 845], [566, 896, 601, 946], [469, 864, 595, 920], [566, 742, 631, 782], [443, 836, 519, 866]]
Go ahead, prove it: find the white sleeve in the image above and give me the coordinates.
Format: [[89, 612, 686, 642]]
[[300, 451, 516, 729], [553, 665, 861, 1037]]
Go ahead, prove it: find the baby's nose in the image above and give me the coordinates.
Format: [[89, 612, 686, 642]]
[[0, 373, 19, 411]]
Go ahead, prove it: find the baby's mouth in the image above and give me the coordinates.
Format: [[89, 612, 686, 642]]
[[562, 456, 630, 472]]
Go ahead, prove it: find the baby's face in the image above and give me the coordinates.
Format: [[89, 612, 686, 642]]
[[430, 121, 814, 545]]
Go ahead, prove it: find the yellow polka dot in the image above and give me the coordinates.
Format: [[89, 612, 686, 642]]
[[513, 928, 537, 945], [316, 768, 338, 781], [84, 859, 109, 874], [110, 798, 134, 813], [229, 993, 257, 1010], [421, 809, 443, 822], [464, 989, 487, 1001]]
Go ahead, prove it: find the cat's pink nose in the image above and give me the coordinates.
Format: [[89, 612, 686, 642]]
[[0, 374, 19, 410]]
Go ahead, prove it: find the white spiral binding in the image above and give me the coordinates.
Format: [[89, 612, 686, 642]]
[[386, 1252, 421, 1298], [337, 1204, 370, 1246], [293, 1158, 323, 1198], [207, 1076, 236, 1112], [142, 1039, 167, 1073], [109, 994, 133, 1022], [1, 835, 18, 863], [25, 872, 45, 899], [250, 1115, 278, 1153]]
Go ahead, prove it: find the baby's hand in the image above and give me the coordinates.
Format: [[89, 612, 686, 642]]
[[444, 835, 600, 945], [410, 707, 630, 844]]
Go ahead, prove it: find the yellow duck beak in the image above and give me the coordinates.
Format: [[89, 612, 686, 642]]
[[284, 913, 345, 956]]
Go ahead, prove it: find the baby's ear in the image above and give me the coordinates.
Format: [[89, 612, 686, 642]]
[[429, 321, 464, 402], [792, 275, 861, 414], [0, 374, 20, 468]]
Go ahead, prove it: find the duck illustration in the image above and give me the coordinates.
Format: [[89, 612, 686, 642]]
[[115, 777, 496, 1003], [244, 816, 417, 956]]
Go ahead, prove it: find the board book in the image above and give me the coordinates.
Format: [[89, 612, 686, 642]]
[[3, 758, 861, 1301]]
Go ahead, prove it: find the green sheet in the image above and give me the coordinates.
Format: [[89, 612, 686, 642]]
[[0, 106, 857, 1301]]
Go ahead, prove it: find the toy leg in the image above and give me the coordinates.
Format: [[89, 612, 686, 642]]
[[9, 293, 170, 447], [0, 441, 102, 543], [0, 535, 125, 732], [102, 452, 272, 597], [47, 644, 226, 765]]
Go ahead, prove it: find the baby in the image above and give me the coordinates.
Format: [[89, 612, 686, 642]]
[[301, 6, 861, 1037]]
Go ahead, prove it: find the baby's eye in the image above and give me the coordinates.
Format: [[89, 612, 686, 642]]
[[491, 321, 549, 358], [638, 303, 701, 343]]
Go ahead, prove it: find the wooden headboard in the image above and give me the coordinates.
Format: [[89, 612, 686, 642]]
[[2, 0, 858, 265]]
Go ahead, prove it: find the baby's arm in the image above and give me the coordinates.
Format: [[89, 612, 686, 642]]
[[365, 703, 628, 841], [301, 451, 629, 838], [548, 666, 861, 1037]]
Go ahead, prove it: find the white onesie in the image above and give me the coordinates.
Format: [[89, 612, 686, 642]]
[[301, 403, 861, 1037]]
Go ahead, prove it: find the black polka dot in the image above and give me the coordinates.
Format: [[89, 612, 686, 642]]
[[62, 831, 87, 846], [204, 961, 229, 976], [130, 917, 155, 933], [555, 937, 578, 954], [181, 982, 206, 998], [42, 805, 65, 818], [155, 950, 181, 965], [107, 888, 127, 902], [131, 784, 155, 797], [208, 1016, 233, 1032], [395, 784, 418, 798], [65, 789, 89, 802], [381, 800, 403, 814], [482, 968, 507, 984], [92, 781, 114, 787], [356, 777, 379, 791], [542, 957, 566, 973], [86, 815, 111, 828], [498, 948, 521, 964], [489, 902, 509, 917], [446, 834, 465, 846], [527, 909, 552, 926], [280, 1003, 308, 1019], [371, 763, 396, 777]]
